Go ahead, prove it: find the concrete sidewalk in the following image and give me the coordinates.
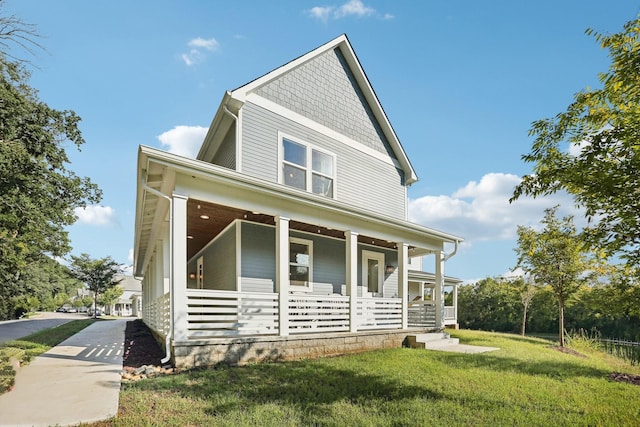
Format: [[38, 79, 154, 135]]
[[0, 318, 127, 427]]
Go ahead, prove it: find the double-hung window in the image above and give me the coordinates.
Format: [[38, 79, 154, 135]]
[[282, 136, 335, 198], [289, 237, 313, 290]]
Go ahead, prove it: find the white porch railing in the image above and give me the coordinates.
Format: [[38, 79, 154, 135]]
[[289, 295, 350, 333], [174, 289, 441, 339], [407, 301, 436, 328], [443, 305, 457, 326], [144, 292, 170, 338], [356, 298, 402, 330], [186, 289, 279, 339], [444, 306, 455, 320]]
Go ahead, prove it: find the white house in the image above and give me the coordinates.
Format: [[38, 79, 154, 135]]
[[134, 34, 463, 368], [112, 276, 142, 317]]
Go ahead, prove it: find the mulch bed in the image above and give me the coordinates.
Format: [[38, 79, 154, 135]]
[[609, 372, 640, 386], [122, 319, 165, 369]]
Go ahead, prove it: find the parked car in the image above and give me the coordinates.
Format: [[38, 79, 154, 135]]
[[56, 307, 67, 313], [66, 307, 78, 313], [87, 308, 102, 316]]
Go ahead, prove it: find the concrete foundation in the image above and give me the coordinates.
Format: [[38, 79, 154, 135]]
[[171, 328, 428, 368]]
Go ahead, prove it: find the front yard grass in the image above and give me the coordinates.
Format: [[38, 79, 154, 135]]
[[0, 318, 96, 393], [112, 329, 640, 426]]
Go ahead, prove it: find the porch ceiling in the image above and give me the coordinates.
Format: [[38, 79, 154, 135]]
[[187, 199, 399, 260]]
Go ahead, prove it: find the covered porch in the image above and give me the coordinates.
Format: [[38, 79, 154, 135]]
[[135, 146, 462, 366]]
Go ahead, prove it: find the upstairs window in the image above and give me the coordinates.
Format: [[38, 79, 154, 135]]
[[282, 136, 335, 198]]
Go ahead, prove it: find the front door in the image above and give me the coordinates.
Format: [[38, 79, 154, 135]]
[[362, 250, 384, 297]]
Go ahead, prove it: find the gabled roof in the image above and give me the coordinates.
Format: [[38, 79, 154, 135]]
[[197, 34, 418, 184]]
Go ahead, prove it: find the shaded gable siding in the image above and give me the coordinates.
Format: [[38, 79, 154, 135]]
[[241, 102, 406, 219], [254, 48, 396, 159], [211, 128, 236, 170]]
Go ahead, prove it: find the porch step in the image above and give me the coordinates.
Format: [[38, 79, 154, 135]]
[[406, 333, 459, 350]]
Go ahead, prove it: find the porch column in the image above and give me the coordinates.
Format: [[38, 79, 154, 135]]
[[434, 251, 445, 330], [171, 193, 189, 342], [275, 215, 290, 337], [398, 243, 409, 329], [346, 231, 358, 333]]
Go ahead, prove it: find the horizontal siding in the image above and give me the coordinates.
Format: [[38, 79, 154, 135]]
[[240, 222, 276, 292], [291, 230, 345, 295], [212, 129, 236, 170], [241, 105, 279, 182], [241, 102, 406, 219], [189, 223, 236, 291]]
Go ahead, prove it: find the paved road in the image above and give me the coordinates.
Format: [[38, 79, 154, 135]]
[[0, 312, 88, 344]]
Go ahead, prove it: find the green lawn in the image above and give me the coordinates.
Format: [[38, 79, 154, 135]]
[[112, 330, 640, 426], [0, 318, 96, 393]]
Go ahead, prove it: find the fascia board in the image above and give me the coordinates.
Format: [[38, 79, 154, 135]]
[[196, 92, 233, 161], [230, 34, 349, 102], [336, 38, 418, 185]]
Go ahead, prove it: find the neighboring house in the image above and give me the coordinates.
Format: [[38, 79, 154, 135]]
[[76, 275, 143, 317], [134, 34, 463, 368], [111, 276, 143, 317]]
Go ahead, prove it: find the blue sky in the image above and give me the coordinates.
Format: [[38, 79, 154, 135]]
[[5, 0, 638, 281]]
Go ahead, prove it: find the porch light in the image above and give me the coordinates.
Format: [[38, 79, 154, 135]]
[[385, 265, 396, 274], [189, 272, 196, 279], [199, 214, 209, 220], [187, 235, 194, 239]]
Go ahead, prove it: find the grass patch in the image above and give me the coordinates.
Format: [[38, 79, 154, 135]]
[[0, 318, 96, 394], [112, 330, 640, 426]]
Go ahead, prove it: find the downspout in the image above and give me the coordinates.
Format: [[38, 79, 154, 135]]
[[141, 179, 173, 365], [443, 240, 459, 261]]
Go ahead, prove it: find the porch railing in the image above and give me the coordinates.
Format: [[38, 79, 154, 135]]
[[289, 295, 350, 333], [444, 306, 456, 321], [356, 298, 402, 330], [177, 289, 432, 339], [407, 301, 436, 328], [186, 289, 279, 339], [144, 292, 170, 338]]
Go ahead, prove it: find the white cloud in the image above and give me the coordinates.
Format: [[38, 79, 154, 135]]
[[335, 0, 374, 18], [408, 172, 582, 243], [157, 125, 208, 158], [128, 248, 134, 264], [74, 205, 117, 226], [181, 37, 219, 66], [309, 6, 333, 22], [121, 264, 134, 276], [188, 37, 219, 50], [308, 0, 388, 21]]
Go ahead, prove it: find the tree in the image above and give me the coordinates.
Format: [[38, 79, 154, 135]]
[[457, 277, 522, 333], [98, 285, 124, 315], [517, 276, 537, 336], [511, 18, 640, 269], [514, 206, 593, 346], [69, 254, 122, 318], [0, 4, 101, 319]]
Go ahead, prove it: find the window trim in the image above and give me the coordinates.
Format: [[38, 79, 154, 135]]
[[289, 237, 313, 292], [278, 132, 337, 199]]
